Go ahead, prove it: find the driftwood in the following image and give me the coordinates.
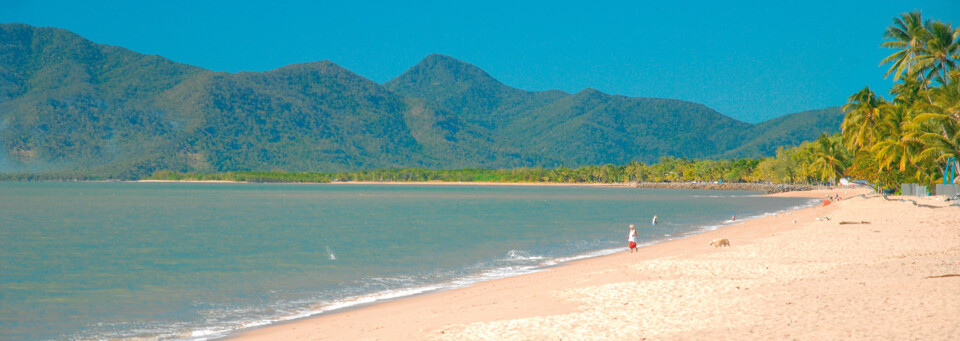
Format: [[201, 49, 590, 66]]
[[926, 274, 960, 279], [839, 221, 871, 225]]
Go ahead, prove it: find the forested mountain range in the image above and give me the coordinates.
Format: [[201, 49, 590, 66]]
[[0, 23, 844, 178]]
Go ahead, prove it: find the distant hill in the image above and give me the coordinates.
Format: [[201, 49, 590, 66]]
[[385, 54, 835, 165], [0, 23, 844, 178], [0, 23, 206, 176], [384, 54, 568, 131], [720, 107, 846, 158]]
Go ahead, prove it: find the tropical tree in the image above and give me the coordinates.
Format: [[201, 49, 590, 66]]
[[881, 11, 929, 82], [810, 134, 849, 183], [932, 70, 960, 120], [913, 119, 959, 182], [841, 86, 889, 152], [912, 71, 960, 182], [624, 161, 645, 182], [914, 20, 959, 86], [756, 145, 816, 184], [890, 77, 927, 107], [871, 105, 921, 180], [874, 11, 960, 186]]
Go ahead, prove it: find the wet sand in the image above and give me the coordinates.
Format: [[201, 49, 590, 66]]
[[231, 188, 960, 340]]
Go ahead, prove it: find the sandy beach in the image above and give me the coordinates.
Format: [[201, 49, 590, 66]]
[[231, 188, 960, 340]]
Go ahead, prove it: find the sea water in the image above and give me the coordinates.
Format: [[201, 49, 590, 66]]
[[0, 182, 814, 340]]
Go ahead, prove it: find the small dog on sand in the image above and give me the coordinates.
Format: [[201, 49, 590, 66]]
[[710, 238, 730, 247]]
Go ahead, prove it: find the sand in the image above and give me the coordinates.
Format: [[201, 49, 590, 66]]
[[230, 188, 960, 340]]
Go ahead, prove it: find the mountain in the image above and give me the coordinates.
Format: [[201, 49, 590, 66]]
[[0, 23, 205, 176], [384, 54, 568, 130], [388, 55, 760, 165], [720, 107, 846, 158], [0, 24, 530, 175], [173, 61, 428, 171], [0, 23, 844, 178]]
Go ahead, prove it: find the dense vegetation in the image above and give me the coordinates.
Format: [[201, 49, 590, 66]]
[[385, 54, 844, 165], [696, 11, 960, 190], [143, 157, 762, 184], [813, 11, 959, 189], [140, 11, 960, 191], [140, 153, 802, 185], [0, 24, 844, 179]]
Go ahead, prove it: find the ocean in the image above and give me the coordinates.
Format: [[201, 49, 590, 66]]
[[0, 182, 814, 340]]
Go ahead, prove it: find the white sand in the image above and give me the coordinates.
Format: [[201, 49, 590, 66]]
[[232, 188, 960, 340]]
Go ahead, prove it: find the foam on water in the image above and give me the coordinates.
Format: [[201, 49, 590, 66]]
[[503, 249, 546, 262], [199, 199, 821, 341], [236, 252, 590, 333], [189, 197, 824, 341], [1, 183, 815, 341]]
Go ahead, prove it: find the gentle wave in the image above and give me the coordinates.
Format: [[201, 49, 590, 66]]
[[84, 203, 821, 341], [181, 199, 822, 340], [502, 249, 546, 262], [691, 194, 756, 198]]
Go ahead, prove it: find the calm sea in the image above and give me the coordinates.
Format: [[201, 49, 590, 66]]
[[0, 182, 814, 340]]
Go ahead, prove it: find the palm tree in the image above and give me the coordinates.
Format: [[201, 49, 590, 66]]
[[913, 116, 959, 181], [890, 77, 927, 107], [935, 70, 960, 121], [881, 11, 929, 81], [872, 104, 922, 178], [841, 86, 889, 152], [624, 161, 645, 183], [810, 134, 849, 183], [912, 74, 960, 182], [914, 20, 960, 86]]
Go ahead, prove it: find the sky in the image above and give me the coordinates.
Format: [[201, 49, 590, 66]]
[[2, 1, 959, 123]]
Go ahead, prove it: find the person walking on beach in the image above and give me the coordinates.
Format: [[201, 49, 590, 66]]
[[628, 224, 638, 253]]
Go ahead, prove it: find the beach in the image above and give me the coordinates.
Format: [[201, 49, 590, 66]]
[[138, 179, 816, 194], [2, 182, 815, 340], [229, 187, 960, 340]]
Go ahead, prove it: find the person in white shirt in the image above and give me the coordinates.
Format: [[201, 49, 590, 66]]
[[628, 224, 638, 253]]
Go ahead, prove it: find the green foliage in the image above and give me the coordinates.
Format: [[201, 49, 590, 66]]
[[144, 157, 768, 184], [17, 12, 958, 190], [840, 11, 960, 189], [810, 134, 850, 183], [386, 55, 843, 166], [142, 156, 794, 186], [1, 25, 844, 179], [721, 107, 846, 159]]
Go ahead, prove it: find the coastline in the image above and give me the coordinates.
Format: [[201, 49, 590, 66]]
[[633, 181, 820, 194], [134, 179, 625, 187], [135, 179, 247, 183], [136, 179, 813, 194], [229, 187, 959, 340]]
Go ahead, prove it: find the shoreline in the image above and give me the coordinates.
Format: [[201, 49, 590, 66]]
[[135, 179, 247, 183], [633, 181, 822, 194], [225, 187, 960, 340], [135, 179, 626, 187], [211, 189, 823, 339], [136, 179, 821, 193]]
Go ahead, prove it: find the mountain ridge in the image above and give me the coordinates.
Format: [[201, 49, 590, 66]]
[[0, 23, 843, 178]]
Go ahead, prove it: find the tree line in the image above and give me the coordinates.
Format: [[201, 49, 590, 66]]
[[146, 12, 959, 191], [144, 154, 822, 185], [834, 11, 959, 189], [9, 12, 958, 191]]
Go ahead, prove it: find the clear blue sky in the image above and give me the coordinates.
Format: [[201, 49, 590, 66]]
[[2, 1, 958, 123]]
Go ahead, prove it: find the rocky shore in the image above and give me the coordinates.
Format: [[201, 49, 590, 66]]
[[632, 182, 819, 194]]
